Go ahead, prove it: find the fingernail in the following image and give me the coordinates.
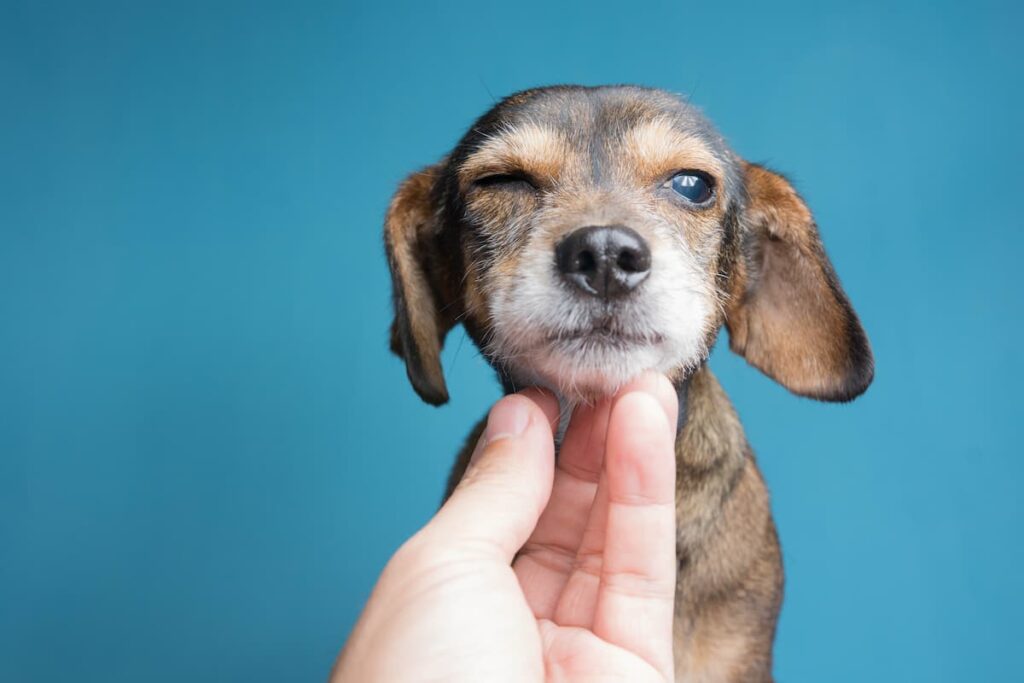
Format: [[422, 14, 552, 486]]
[[485, 397, 531, 443]]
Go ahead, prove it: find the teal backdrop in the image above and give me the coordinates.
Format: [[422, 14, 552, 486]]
[[2, 1, 1022, 681]]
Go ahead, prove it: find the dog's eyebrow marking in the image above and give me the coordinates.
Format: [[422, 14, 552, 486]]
[[460, 122, 569, 186], [618, 116, 725, 181]]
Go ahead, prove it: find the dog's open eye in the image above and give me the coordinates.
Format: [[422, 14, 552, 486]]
[[669, 172, 714, 204], [473, 172, 537, 192]]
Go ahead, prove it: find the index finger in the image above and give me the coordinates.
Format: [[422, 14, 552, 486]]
[[593, 383, 678, 680]]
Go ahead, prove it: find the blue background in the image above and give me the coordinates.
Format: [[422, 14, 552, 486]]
[[2, 1, 1022, 681]]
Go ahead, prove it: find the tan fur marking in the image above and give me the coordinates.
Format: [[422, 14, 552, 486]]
[[459, 123, 572, 188], [619, 117, 725, 185]]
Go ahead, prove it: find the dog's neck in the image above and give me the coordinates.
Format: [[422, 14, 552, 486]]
[[498, 370, 694, 445], [497, 364, 746, 490]]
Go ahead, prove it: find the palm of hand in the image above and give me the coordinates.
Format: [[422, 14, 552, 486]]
[[513, 384, 677, 682], [333, 375, 678, 683]]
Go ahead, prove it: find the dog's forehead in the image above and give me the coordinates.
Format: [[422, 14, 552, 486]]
[[453, 85, 740, 191], [512, 87, 709, 133]]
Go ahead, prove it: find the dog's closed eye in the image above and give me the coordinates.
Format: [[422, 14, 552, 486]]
[[472, 171, 537, 192]]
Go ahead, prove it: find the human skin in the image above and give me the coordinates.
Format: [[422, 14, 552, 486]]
[[331, 372, 679, 683]]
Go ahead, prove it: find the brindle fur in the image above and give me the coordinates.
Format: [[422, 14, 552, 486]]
[[384, 85, 873, 682]]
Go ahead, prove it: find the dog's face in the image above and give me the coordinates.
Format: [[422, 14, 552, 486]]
[[385, 86, 873, 405]]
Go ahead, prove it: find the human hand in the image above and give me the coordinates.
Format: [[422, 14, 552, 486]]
[[331, 372, 678, 682]]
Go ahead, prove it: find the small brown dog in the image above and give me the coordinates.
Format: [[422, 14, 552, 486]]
[[383, 85, 873, 682]]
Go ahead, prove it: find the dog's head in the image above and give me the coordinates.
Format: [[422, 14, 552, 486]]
[[384, 85, 873, 405]]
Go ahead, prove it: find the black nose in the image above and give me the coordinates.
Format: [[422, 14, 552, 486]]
[[555, 225, 651, 299]]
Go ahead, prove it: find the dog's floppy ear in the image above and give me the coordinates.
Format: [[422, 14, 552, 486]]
[[725, 163, 874, 401], [384, 163, 457, 406]]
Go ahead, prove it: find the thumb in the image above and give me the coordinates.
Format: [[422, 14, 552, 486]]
[[424, 391, 560, 562]]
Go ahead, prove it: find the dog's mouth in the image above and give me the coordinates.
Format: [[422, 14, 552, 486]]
[[547, 323, 665, 348], [544, 311, 663, 346]]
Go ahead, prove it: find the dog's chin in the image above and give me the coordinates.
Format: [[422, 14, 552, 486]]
[[507, 332, 679, 403]]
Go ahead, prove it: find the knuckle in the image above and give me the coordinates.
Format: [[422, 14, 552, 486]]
[[574, 547, 604, 577], [601, 568, 676, 600]]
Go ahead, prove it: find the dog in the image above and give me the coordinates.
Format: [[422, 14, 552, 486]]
[[383, 85, 873, 682]]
